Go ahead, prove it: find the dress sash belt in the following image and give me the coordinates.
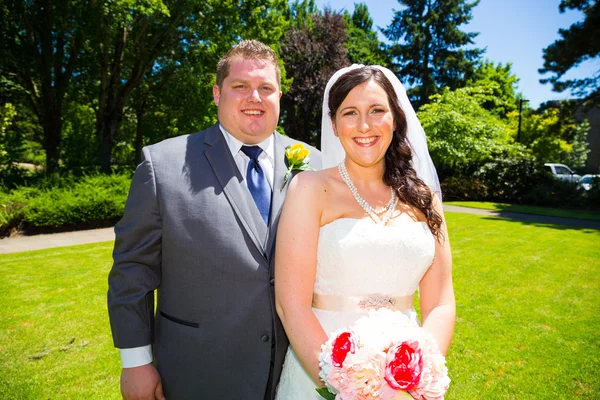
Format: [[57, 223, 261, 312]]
[[312, 293, 414, 312]]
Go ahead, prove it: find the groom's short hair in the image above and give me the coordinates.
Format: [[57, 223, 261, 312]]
[[216, 40, 281, 89]]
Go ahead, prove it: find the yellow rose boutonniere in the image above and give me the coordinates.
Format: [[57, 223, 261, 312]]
[[280, 143, 314, 191]]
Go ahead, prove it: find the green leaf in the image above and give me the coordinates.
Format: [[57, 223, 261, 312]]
[[297, 164, 314, 171], [315, 387, 336, 400]]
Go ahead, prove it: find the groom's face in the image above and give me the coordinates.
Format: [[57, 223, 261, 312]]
[[213, 57, 282, 145]]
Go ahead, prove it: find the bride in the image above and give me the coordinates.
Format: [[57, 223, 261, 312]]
[[274, 65, 455, 399]]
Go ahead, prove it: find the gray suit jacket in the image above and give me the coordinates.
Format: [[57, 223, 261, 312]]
[[107, 124, 321, 399]]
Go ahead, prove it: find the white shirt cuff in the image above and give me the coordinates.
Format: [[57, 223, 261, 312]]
[[119, 345, 153, 368]]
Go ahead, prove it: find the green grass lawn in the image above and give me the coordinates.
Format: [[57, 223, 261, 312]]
[[445, 212, 599, 399], [445, 201, 600, 221], [0, 242, 121, 399], [0, 213, 599, 399]]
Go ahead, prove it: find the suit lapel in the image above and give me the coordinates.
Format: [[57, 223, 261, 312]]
[[266, 134, 290, 256], [203, 126, 268, 258]]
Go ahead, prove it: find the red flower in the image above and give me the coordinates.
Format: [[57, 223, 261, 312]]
[[385, 340, 423, 390], [331, 331, 355, 367]]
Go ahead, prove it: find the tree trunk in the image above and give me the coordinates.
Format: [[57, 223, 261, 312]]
[[39, 98, 63, 173], [99, 133, 112, 173], [134, 99, 147, 166], [98, 108, 123, 173], [43, 116, 62, 173]]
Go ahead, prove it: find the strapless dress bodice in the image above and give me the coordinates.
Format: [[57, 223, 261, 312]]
[[314, 218, 435, 298]]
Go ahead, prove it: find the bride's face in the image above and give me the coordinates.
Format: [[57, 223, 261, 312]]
[[332, 79, 395, 169]]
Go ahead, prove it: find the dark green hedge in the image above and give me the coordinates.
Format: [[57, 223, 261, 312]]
[[0, 172, 132, 236], [442, 156, 599, 210]]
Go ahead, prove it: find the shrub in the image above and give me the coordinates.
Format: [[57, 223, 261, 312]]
[[520, 179, 583, 208], [0, 164, 41, 190], [441, 176, 488, 201], [0, 172, 132, 234], [475, 152, 547, 203], [582, 177, 600, 209], [439, 152, 600, 210], [24, 174, 131, 230], [0, 191, 28, 236]]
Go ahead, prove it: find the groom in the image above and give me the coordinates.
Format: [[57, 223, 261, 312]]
[[107, 40, 321, 399]]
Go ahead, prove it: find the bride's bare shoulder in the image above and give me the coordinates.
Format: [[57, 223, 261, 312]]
[[288, 167, 340, 192]]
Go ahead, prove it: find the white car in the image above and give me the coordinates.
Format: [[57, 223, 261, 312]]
[[544, 163, 581, 183], [577, 174, 599, 191]]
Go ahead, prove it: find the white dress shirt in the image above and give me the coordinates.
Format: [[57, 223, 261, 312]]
[[220, 124, 275, 189], [119, 125, 276, 368]]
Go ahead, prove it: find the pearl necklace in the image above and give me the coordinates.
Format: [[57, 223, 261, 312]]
[[338, 162, 398, 226]]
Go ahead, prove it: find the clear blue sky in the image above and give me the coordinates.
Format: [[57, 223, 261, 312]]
[[312, 0, 599, 108]]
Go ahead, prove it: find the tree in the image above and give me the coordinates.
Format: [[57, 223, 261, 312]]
[[417, 85, 549, 202], [467, 60, 521, 119], [60, 101, 99, 170], [123, 49, 219, 166], [539, 0, 600, 105], [418, 86, 519, 177], [0, 74, 43, 168], [343, 3, 390, 66], [280, 9, 350, 146], [237, 0, 291, 46], [89, 0, 294, 172], [520, 101, 590, 169], [382, 0, 484, 107], [87, 0, 207, 172], [0, 103, 17, 166], [0, 0, 97, 172], [114, 0, 292, 166], [289, 0, 319, 29]]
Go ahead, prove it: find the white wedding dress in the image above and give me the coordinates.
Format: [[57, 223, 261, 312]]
[[275, 218, 436, 399]]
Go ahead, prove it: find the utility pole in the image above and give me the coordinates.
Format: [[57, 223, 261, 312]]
[[517, 98, 529, 142]]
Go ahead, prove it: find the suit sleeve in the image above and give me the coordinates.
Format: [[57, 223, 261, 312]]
[[107, 146, 162, 349]]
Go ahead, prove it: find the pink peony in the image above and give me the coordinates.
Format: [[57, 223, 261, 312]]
[[408, 351, 450, 400], [333, 349, 387, 400], [331, 331, 355, 367], [385, 340, 423, 390]]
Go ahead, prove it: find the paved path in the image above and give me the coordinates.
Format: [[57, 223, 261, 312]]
[[0, 227, 115, 254], [443, 205, 600, 230], [0, 205, 598, 255]]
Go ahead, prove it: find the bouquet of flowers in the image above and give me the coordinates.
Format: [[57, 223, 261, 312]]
[[317, 308, 450, 400]]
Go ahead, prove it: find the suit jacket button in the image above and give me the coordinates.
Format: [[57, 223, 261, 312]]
[[269, 278, 274, 286], [261, 334, 270, 342]]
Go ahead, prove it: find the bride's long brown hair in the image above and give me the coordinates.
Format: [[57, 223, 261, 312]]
[[328, 67, 443, 239]]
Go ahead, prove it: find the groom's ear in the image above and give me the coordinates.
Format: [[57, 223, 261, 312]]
[[213, 85, 221, 106]]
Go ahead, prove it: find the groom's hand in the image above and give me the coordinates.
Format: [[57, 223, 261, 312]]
[[121, 364, 165, 400]]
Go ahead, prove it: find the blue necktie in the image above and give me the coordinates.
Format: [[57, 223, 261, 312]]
[[241, 146, 271, 224]]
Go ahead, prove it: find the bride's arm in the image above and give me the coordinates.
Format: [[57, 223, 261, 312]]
[[419, 194, 456, 356], [275, 171, 328, 386]]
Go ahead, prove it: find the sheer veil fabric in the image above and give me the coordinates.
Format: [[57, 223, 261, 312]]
[[320, 64, 442, 199]]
